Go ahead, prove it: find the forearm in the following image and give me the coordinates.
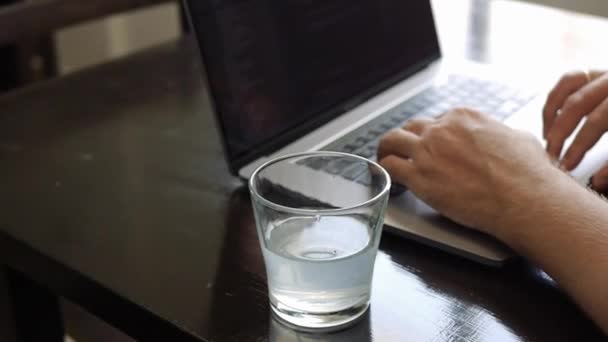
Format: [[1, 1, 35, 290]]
[[498, 169, 608, 333]]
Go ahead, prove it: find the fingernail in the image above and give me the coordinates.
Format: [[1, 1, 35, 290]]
[[561, 156, 572, 171], [549, 156, 560, 168], [548, 150, 559, 161], [546, 142, 560, 161]]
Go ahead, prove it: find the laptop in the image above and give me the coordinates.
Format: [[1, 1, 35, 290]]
[[183, 0, 608, 266]]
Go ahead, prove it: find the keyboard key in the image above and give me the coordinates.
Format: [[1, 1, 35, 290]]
[[415, 111, 435, 120], [355, 175, 372, 186], [418, 107, 443, 117], [486, 83, 505, 93], [496, 88, 518, 101], [356, 147, 375, 158], [513, 89, 535, 104], [411, 96, 432, 109], [436, 102, 452, 112], [462, 99, 486, 109], [379, 123, 394, 131], [496, 100, 521, 116], [341, 144, 357, 153], [410, 102, 427, 112], [436, 87, 453, 100], [459, 80, 478, 92], [390, 116, 404, 125], [353, 139, 376, 154], [426, 105, 445, 116], [485, 98, 503, 108], [341, 165, 365, 181], [444, 95, 463, 105], [476, 105, 496, 114], [423, 92, 442, 103], [452, 89, 470, 99], [323, 159, 353, 174], [365, 131, 381, 141], [356, 136, 370, 144], [480, 80, 496, 90], [494, 110, 513, 120], [348, 139, 366, 149], [303, 157, 329, 170]]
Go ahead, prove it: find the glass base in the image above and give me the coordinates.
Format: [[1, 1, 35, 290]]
[[271, 300, 370, 331]]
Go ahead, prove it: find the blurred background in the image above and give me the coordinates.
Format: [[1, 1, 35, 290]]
[[1, 0, 607, 95], [0, 0, 185, 94]]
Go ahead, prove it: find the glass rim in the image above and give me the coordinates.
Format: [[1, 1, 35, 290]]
[[248, 151, 391, 215]]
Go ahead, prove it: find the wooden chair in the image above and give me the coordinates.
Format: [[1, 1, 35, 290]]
[[0, 0, 178, 45], [0, 0, 181, 92]]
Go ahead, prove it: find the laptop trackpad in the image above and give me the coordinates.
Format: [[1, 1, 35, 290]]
[[384, 192, 512, 266]]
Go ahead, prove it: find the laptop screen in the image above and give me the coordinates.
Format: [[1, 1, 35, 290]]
[[185, 1, 440, 172]]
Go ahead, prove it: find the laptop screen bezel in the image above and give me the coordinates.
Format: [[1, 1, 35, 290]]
[[183, 0, 442, 175]]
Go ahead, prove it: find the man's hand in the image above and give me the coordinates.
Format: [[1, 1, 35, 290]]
[[543, 70, 608, 190], [378, 108, 560, 238], [378, 108, 608, 333]]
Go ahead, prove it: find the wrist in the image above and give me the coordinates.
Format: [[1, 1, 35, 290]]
[[491, 164, 574, 245]]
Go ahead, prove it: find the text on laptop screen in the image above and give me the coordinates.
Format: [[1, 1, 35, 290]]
[[186, 0, 440, 169]]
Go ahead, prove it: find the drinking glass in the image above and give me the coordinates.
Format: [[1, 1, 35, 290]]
[[249, 152, 390, 329]]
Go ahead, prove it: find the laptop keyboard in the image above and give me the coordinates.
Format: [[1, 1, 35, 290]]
[[299, 75, 535, 183]]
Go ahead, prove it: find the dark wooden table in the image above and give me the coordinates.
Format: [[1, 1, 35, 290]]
[[1, 0, 607, 341]]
